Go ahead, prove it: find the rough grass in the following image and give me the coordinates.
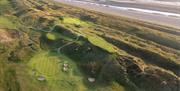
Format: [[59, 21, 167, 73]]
[[0, 62, 5, 91], [0, 0, 11, 14], [103, 36, 180, 76], [60, 17, 118, 53], [0, 29, 13, 43], [0, 0, 20, 29], [0, 17, 16, 28], [28, 51, 126, 91], [110, 82, 126, 91], [0, 0, 179, 91]]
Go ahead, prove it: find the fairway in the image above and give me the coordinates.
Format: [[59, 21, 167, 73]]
[[62, 17, 89, 26], [60, 16, 118, 53], [46, 32, 74, 41], [86, 34, 118, 53]]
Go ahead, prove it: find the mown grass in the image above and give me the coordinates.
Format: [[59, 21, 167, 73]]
[[28, 51, 88, 91], [28, 51, 127, 91], [1, 0, 127, 91], [46, 32, 73, 41], [29, 52, 60, 76], [1, 0, 179, 91], [86, 34, 117, 53], [46, 32, 59, 40], [46, 32, 84, 45], [59, 16, 118, 53], [62, 17, 90, 27]]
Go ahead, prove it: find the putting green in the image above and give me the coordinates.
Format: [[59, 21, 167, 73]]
[[28, 51, 60, 76], [28, 51, 88, 91], [46, 33, 58, 40]]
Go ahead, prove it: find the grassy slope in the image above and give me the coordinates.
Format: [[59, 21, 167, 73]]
[[58, 2, 180, 72], [61, 17, 124, 54]]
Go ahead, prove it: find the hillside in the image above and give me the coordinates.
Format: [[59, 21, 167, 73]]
[[0, 0, 179, 91]]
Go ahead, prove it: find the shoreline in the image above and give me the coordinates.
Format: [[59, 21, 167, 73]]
[[55, 0, 180, 29], [108, 0, 180, 7]]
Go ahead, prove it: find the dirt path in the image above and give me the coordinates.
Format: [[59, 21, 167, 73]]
[[57, 35, 80, 53]]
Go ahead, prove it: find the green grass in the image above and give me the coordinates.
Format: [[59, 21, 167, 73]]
[[63, 17, 83, 25], [0, 0, 19, 29], [58, 16, 117, 53], [0, 0, 11, 14], [28, 51, 127, 91], [0, 17, 16, 28], [62, 17, 91, 27], [28, 51, 88, 91], [111, 82, 126, 91], [46, 32, 84, 45], [46, 32, 73, 41], [86, 34, 117, 53], [46, 32, 59, 40], [29, 53, 60, 76], [0, 0, 8, 6]]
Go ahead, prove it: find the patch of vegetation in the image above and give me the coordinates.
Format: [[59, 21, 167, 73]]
[[0, 0, 179, 91], [46, 32, 59, 40], [28, 51, 88, 91], [0, 17, 16, 28], [29, 51, 60, 76], [103, 36, 180, 76], [62, 17, 90, 27], [3, 68, 20, 91], [46, 32, 73, 41], [0, 0, 11, 15], [86, 34, 117, 53], [59, 17, 118, 53]]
